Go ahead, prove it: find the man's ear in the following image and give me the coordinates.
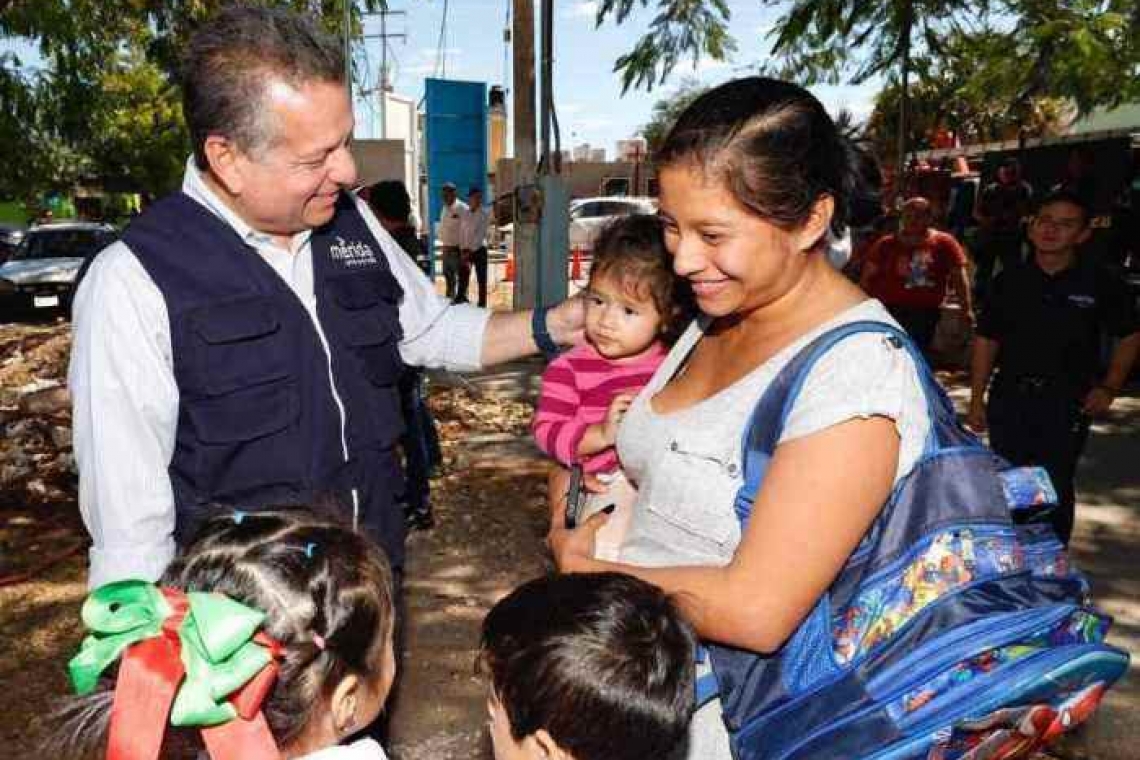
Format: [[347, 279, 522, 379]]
[[329, 673, 361, 736], [795, 194, 836, 253], [527, 729, 574, 760], [1075, 225, 1092, 246], [202, 134, 246, 196]]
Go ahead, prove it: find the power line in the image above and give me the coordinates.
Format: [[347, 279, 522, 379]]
[[433, 0, 450, 79]]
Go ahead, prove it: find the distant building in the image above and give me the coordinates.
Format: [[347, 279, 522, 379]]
[[572, 143, 593, 162], [588, 148, 606, 162], [616, 138, 648, 162]]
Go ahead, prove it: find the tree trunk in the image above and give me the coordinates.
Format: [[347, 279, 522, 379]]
[[895, 2, 915, 205]]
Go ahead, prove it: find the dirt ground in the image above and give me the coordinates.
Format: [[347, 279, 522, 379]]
[[0, 317, 1137, 759]]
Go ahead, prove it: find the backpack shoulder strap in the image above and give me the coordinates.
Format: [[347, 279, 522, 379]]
[[732, 319, 960, 526]]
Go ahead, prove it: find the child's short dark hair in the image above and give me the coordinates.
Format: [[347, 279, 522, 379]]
[[479, 572, 697, 760], [589, 213, 693, 342], [52, 509, 394, 759]]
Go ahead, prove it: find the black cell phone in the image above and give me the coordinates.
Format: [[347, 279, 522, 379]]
[[564, 465, 585, 529]]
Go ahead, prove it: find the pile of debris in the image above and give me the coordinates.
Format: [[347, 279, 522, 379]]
[[0, 322, 75, 509]]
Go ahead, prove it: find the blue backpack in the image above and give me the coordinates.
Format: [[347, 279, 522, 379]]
[[701, 321, 1129, 760]]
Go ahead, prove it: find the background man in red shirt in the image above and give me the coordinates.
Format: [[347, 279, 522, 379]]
[[860, 196, 974, 354]]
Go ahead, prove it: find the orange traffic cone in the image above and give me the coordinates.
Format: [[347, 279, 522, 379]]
[[570, 247, 583, 280], [504, 252, 515, 281]]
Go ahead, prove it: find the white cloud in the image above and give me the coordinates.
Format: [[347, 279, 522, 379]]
[[561, 1, 598, 20]]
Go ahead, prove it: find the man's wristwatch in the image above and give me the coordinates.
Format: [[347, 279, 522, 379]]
[[532, 306, 561, 360]]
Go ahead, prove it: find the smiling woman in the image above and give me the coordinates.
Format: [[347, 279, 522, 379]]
[[546, 77, 932, 759], [546, 77, 1125, 760]]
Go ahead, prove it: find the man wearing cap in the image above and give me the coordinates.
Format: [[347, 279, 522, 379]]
[[69, 6, 583, 589], [437, 182, 468, 302], [458, 186, 492, 307]]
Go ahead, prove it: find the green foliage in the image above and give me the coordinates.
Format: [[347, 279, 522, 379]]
[[0, 0, 382, 202], [638, 78, 709, 151], [761, 0, 982, 86], [594, 0, 735, 92], [863, 0, 1138, 156]]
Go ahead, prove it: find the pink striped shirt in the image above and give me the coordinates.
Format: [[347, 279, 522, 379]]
[[532, 342, 668, 473]]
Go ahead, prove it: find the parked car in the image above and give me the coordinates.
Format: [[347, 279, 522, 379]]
[[0, 223, 25, 265], [0, 221, 116, 318], [568, 196, 657, 250]]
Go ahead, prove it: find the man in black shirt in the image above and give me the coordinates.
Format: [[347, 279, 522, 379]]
[[967, 190, 1139, 544]]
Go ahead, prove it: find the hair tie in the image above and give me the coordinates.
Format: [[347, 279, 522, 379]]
[[232, 510, 246, 525], [312, 633, 327, 651], [304, 542, 317, 559]]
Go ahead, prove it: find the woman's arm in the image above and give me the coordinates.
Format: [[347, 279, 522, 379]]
[[548, 414, 900, 653]]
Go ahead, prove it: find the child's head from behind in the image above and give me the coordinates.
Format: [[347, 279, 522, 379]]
[[584, 214, 691, 358], [479, 572, 696, 760], [57, 509, 395, 759]]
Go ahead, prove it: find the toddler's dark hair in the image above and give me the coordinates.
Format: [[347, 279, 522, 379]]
[[655, 76, 864, 243], [51, 509, 394, 759], [589, 213, 694, 342], [479, 572, 697, 760]]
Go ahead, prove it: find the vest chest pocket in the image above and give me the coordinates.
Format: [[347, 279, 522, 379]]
[[183, 298, 301, 495], [188, 297, 291, 396], [326, 275, 405, 386]]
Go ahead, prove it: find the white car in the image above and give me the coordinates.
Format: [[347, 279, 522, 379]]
[[0, 221, 117, 318], [568, 196, 657, 251]]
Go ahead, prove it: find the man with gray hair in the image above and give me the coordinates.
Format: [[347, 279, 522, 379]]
[[69, 5, 582, 588]]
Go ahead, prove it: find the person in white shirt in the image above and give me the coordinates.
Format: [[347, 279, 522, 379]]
[[436, 182, 469, 301], [458, 186, 493, 306], [69, 5, 583, 589]]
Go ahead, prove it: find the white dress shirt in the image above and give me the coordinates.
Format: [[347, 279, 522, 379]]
[[460, 205, 491, 251], [436, 199, 468, 247], [70, 159, 490, 588]]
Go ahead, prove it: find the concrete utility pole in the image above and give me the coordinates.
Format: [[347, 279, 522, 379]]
[[363, 7, 406, 138], [535, 0, 568, 305], [512, 0, 539, 308]]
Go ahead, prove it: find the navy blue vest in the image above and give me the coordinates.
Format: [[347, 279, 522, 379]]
[[123, 192, 410, 566]]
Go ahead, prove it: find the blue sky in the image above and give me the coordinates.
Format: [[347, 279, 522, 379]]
[[2, 1, 882, 157], [353, 0, 881, 154]]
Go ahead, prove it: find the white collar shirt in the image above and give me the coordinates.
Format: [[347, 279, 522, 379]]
[[460, 205, 491, 251], [436, 199, 468, 247]]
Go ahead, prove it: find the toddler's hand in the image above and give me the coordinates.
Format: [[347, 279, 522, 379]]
[[601, 393, 635, 444]]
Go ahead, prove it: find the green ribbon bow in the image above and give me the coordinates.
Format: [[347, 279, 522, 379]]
[[68, 579, 273, 727]]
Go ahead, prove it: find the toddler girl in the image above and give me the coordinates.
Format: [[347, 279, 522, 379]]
[[533, 214, 690, 559], [53, 509, 396, 760]]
